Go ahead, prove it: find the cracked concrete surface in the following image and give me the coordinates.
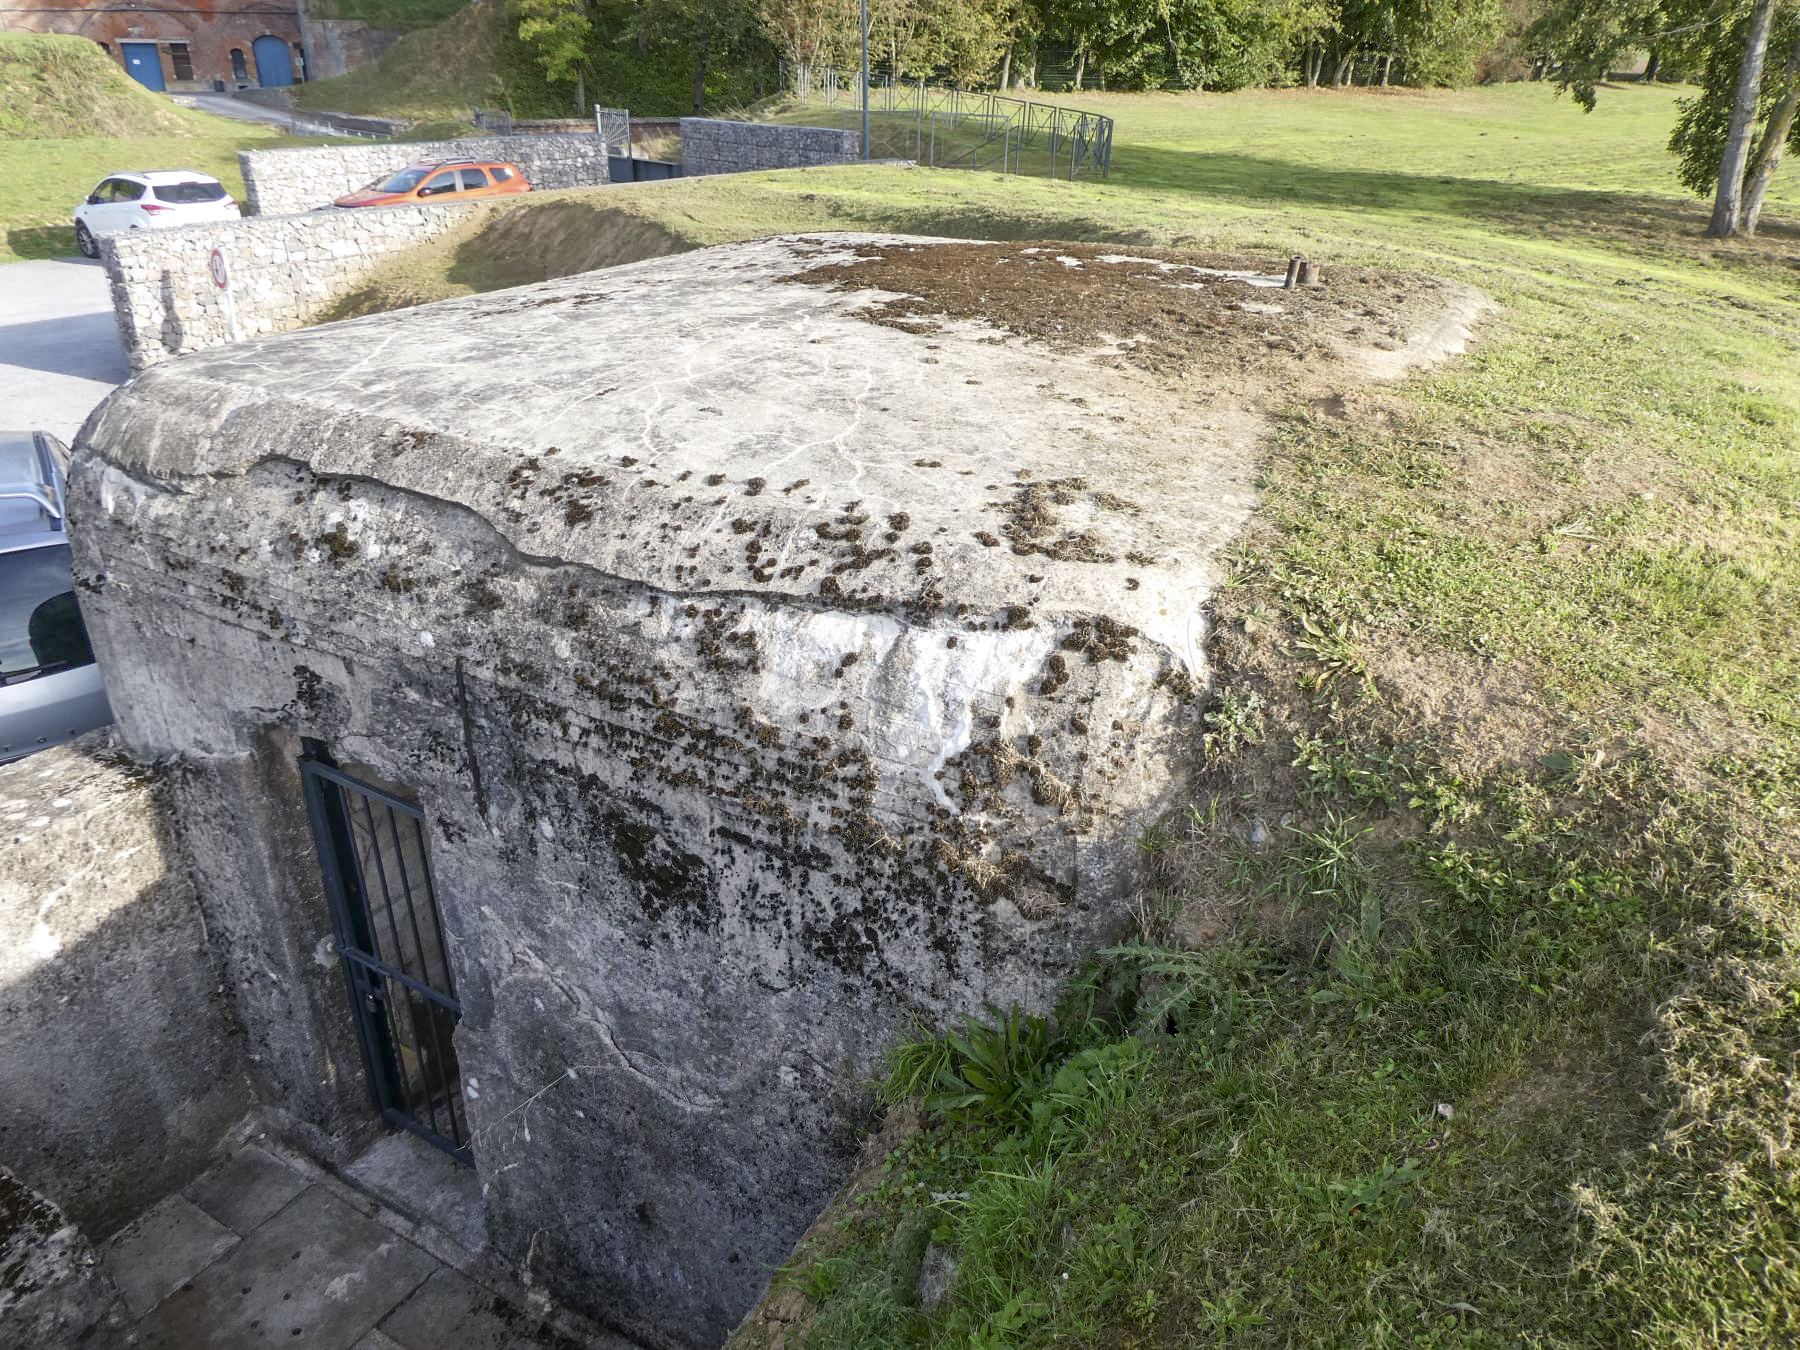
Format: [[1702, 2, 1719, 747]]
[[66, 233, 1485, 1346]]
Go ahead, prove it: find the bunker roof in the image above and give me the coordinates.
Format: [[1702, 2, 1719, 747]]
[[78, 234, 1481, 666]]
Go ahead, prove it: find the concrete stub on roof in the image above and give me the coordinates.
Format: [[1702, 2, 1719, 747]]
[[65, 234, 1486, 1345]]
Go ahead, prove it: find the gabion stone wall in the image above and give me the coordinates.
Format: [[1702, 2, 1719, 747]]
[[679, 118, 861, 175], [102, 200, 477, 369], [238, 133, 611, 216]]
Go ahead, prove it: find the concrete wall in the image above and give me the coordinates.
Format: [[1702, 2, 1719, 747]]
[[101, 200, 476, 369], [0, 738, 254, 1239], [0, 1166, 130, 1350], [679, 118, 860, 175], [239, 133, 611, 216], [300, 16, 399, 80]]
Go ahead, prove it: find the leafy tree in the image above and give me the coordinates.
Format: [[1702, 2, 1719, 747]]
[[631, 0, 763, 112], [511, 0, 594, 110], [1538, 0, 1798, 238], [757, 0, 855, 77], [1397, 0, 1507, 83]]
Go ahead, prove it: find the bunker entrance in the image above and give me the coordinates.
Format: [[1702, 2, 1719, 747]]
[[301, 752, 471, 1163]]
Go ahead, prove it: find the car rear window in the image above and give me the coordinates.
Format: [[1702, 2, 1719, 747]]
[[0, 544, 95, 685], [376, 167, 430, 193], [492, 166, 513, 182], [153, 181, 226, 204]]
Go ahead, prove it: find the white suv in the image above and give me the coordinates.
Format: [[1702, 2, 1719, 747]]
[[74, 170, 241, 258]]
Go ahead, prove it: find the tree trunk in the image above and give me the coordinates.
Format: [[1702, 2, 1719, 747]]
[[1074, 47, 1086, 91], [1709, 0, 1776, 237], [1744, 34, 1800, 237], [574, 69, 585, 116], [1380, 52, 1392, 87], [1644, 48, 1661, 83], [999, 45, 1011, 92], [691, 29, 708, 115]]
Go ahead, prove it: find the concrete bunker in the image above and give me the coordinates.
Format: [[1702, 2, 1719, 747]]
[[66, 234, 1485, 1346]]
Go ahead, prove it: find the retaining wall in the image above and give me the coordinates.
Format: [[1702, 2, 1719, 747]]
[[300, 16, 402, 80], [678, 118, 860, 175], [238, 132, 610, 215], [102, 201, 476, 369], [0, 737, 253, 1238]]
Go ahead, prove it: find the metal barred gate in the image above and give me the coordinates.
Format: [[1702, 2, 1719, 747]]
[[300, 754, 472, 1162]]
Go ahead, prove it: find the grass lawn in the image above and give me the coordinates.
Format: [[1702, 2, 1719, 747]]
[[0, 118, 331, 264], [573, 82, 1798, 1348]]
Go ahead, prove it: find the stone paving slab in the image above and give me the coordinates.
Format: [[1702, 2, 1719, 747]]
[[381, 1266, 595, 1350], [184, 1143, 311, 1235], [103, 1193, 241, 1318], [98, 1140, 637, 1348], [131, 1184, 438, 1350]]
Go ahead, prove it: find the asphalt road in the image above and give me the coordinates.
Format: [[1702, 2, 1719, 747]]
[[178, 92, 306, 131], [0, 257, 128, 444]]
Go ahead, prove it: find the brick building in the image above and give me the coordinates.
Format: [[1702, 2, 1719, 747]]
[[0, 1, 307, 90]]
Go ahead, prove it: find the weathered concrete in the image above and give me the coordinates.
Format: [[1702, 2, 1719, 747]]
[[0, 1166, 130, 1350], [679, 119, 860, 175], [101, 200, 477, 370], [239, 134, 611, 217], [64, 234, 1484, 1346], [0, 737, 253, 1238], [301, 16, 402, 80], [66, 232, 1244, 1343]]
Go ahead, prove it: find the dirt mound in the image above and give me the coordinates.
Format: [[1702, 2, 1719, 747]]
[[450, 199, 695, 289], [321, 199, 697, 322], [0, 33, 192, 138]]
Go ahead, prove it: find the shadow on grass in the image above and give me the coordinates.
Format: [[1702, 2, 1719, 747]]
[[6, 225, 77, 261], [1111, 147, 1800, 268]]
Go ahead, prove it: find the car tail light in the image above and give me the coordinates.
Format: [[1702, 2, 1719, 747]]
[[140, 203, 173, 213]]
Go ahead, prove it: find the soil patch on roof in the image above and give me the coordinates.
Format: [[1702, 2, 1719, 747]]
[[784, 239, 1462, 396]]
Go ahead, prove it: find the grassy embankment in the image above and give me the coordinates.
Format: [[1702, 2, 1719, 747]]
[[0, 32, 330, 263]]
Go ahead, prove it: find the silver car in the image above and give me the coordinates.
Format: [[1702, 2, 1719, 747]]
[[1, 431, 113, 762]]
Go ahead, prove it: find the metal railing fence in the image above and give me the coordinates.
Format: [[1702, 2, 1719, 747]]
[[780, 65, 1113, 180]]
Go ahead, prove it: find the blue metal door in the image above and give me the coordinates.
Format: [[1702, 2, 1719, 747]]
[[121, 42, 164, 92], [252, 35, 293, 87]]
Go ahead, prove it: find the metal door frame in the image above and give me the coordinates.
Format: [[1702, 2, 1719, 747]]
[[300, 753, 472, 1163]]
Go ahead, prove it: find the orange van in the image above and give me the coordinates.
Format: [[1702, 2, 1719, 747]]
[[333, 159, 532, 208]]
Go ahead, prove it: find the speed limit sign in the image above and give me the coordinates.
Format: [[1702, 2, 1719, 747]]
[[208, 246, 230, 290]]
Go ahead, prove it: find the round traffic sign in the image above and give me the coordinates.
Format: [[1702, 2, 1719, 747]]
[[209, 247, 230, 290]]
